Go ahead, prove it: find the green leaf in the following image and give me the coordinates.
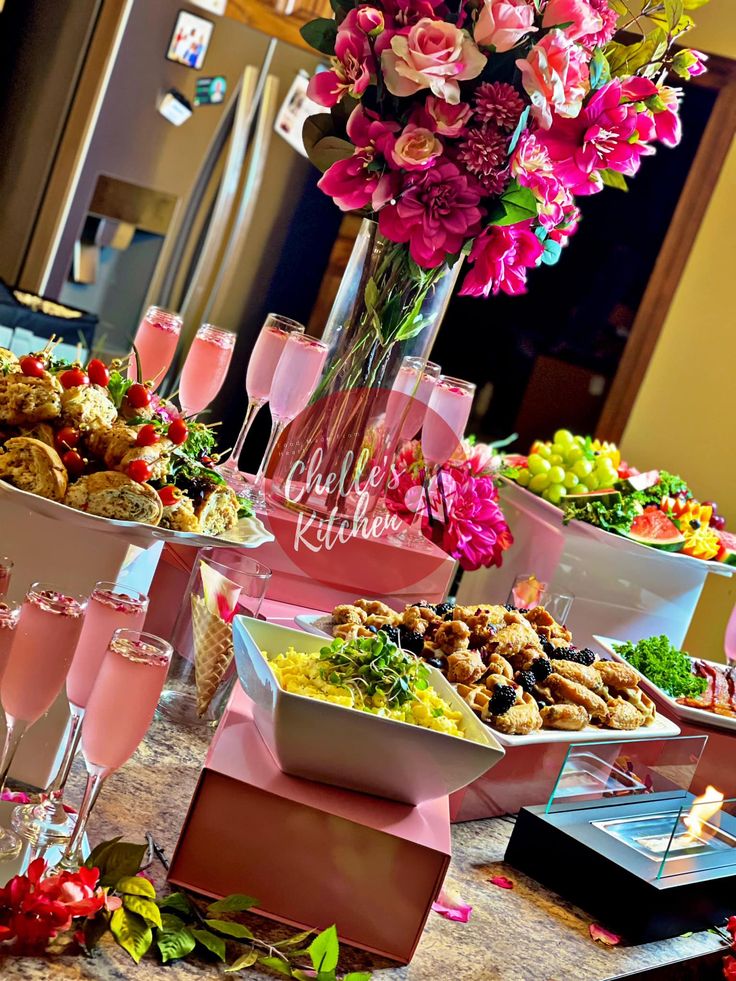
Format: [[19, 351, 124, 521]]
[[82, 909, 110, 953], [488, 180, 538, 226], [364, 277, 379, 312], [589, 48, 611, 90], [160, 912, 186, 932], [258, 955, 292, 975], [605, 27, 668, 76], [308, 925, 339, 974], [88, 840, 148, 889], [608, 0, 627, 12], [159, 892, 194, 917], [344, 974, 373, 981], [117, 875, 156, 899], [110, 907, 153, 964], [191, 928, 227, 961], [664, 0, 684, 30], [226, 950, 259, 972], [204, 918, 254, 939], [300, 18, 338, 56], [600, 169, 629, 191], [84, 836, 122, 870], [273, 928, 315, 949], [682, 0, 709, 8], [207, 893, 259, 914], [124, 895, 163, 929], [157, 922, 196, 963]]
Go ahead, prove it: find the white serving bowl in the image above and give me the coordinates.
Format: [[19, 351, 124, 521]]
[[233, 616, 505, 805]]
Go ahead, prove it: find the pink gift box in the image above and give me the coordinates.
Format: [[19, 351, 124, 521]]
[[168, 690, 451, 963]]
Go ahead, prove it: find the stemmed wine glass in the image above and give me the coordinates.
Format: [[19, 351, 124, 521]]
[[217, 314, 305, 491], [128, 306, 183, 388], [60, 629, 172, 868], [178, 323, 236, 418], [241, 332, 329, 510], [0, 557, 13, 600], [0, 602, 19, 690], [12, 583, 148, 844], [0, 585, 87, 859]]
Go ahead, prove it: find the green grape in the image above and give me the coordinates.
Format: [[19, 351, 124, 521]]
[[549, 454, 563, 466], [548, 465, 565, 484], [566, 446, 584, 464], [551, 443, 566, 457], [546, 484, 568, 504], [572, 459, 594, 479], [563, 472, 579, 489], [528, 453, 551, 475], [516, 468, 531, 487], [585, 474, 599, 491], [536, 444, 552, 460], [529, 472, 550, 493], [553, 429, 574, 447], [541, 487, 554, 501]]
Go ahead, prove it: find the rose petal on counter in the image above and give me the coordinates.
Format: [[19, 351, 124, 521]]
[[589, 923, 621, 946], [432, 885, 473, 923], [489, 875, 514, 890]]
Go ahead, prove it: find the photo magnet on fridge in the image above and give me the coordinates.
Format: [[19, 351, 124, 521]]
[[158, 90, 194, 127], [166, 10, 214, 71], [274, 72, 324, 158], [194, 76, 227, 106]]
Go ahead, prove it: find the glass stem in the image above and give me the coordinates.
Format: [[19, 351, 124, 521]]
[[61, 768, 106, 867], [221, 398, 264, 469], [0, 718, 29, 792], [47, 706, 85, 803], [252, 417, 287, 491]]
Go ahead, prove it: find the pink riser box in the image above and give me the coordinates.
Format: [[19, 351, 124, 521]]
[[168, 691, 451, 964]]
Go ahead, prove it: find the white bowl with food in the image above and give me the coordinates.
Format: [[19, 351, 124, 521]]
[[232, 617, 505, 805]]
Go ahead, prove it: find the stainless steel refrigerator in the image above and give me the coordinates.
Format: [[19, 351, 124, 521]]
[[0, 0, 341, 379]]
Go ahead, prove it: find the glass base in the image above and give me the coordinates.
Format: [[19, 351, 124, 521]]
[[157, 689, 220, 728], [216, 461, 252, 494], [0, 826, 22, 860], [239, 483, 266, 511], [11, 799, 75, 844]]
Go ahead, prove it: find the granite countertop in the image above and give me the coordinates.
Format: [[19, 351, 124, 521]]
[[0, 715, 725, 981]]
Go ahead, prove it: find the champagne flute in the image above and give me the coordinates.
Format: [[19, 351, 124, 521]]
[[385, 358, 441, 444], [128, 306, 183, 388], [0, 602, 19, 689], [60, 630, 172, 868], [0, 557, 13, 601], [12, 584, 148, 844], [217, 314, 305, 491], [0, 585, 87, 859], [178, 323, 236, 418], [241, 333, 329, 510], [419, 375, 476, 527]]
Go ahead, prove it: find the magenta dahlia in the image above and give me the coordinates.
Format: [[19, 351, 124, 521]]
[[460, 220, 544, 297], [473, 82, 525, 131], [457, 124, 510, 194], [432, 468, 513, 572]]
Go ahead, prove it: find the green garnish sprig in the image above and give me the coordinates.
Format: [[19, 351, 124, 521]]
[[318, 632, 429, 709], [613, 635, 707, 699]]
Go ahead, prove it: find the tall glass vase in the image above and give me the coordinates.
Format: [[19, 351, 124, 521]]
[[269, 219, 460, 521]]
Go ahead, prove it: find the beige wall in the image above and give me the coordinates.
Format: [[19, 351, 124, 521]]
[[620, 5, 736, 657]]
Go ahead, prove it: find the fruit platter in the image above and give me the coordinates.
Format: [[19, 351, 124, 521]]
[[294, 599, 680, 746], [597, 634, 736, 733], [0, 343, 271, 549], [504, 429, 735, 568]]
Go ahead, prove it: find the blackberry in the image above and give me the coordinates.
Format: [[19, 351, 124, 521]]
[[549, 646, 573, 660], [398, 627, 424, 655], [377, 625, 400, 645], [540, 638, 556, 657], [435, 601, 456, 617], [577, 648, 596, 666], [489, 684, 517, 715], [503, 604, 516, 612], [425, 656, 445, 670], [531, 657, 552, 682], [549, 647, 596, 666], [516, 670, 536, 694]]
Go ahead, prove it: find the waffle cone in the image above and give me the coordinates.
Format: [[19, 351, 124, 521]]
[[191, 594, 234, 717]]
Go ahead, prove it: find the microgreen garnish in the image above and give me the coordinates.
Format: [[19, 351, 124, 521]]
[[318, 631, 429, 709]]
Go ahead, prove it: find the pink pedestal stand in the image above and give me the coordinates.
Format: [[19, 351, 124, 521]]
[[168, 689, 451, 964]]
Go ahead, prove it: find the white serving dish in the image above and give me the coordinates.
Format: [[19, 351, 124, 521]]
[[596, 635, 736, 734], [232, 616, 505, 805], [0, 479, 273, 550], [294, 612, 334, 636]]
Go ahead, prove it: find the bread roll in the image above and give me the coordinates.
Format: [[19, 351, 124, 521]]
[[0, 373, 62, 425], [60, 384, 117, 432], [64, 472, 163, 525], [0, 436, 68, 501]]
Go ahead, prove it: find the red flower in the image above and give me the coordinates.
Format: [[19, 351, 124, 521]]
[[460, 220, 544, 297], [724, 955, 736, 980], [0, 858, 105, 954], [726, 915, 736, 945]]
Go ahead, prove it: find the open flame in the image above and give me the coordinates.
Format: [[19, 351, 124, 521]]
[[683, 785, 724, 843]]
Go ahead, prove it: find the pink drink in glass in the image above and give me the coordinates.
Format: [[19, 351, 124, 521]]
[[82, 632, 171, 773], [387, 359, 441, 441], [2, 589, 86, 724], [66, 586, 148, 709], [179, 324, 235, 416], [128, 306, 182, 388], [0, 604, 19, 687], [270, 334, 328, 421], [0, 558, 12, 601], [422, 376, 476, 466], [246, 324, 291, 402]]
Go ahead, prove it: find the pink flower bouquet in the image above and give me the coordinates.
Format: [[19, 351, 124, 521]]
[[301, 0, 708, 297]]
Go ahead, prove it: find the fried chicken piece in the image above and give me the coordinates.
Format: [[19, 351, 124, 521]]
[[611, 688, 656, 726], [60, 384, 117, 432], [333, 622, 373, 641], [0, 372, 62, 426], [332, 604, 367, 626], [524, 605, 572, 643], [488, 653, 513, 680], [546, 673, 609, 720], [594, 660, 640, 691], [504, 644, 546, 674], [446, 647, 486, 685], [434, 620, 471, 655], [355, 599, 395, 619], [604, 697, 646, 730], [540, 704, 590, 731], [549, 660, 607, 693], [484, 691, 542, 735], [459, 611, 498, 647], [364, 614, 398, 629], [492, 620, 542, 659], [401, 605, 432, 635]]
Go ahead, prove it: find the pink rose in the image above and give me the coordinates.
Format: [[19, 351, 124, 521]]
[[389, 123, 443, 169], [516, 30, 589, 129], [382, 18, 486, 105], [541, 0, 603, 43], [475, 0, 537, 53], [356, 6, 385, 35], [425, 96, 473, 136]]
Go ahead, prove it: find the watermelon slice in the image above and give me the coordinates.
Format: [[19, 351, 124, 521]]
[[618, 470, 660, 493], [565, 489, 622, 508], [621, 509, 685, 552], [716, 529, 736, 567]]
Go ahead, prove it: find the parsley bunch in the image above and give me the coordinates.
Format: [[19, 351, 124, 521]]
[[562, 495, 643, 534], [613, 636, 707, 699]]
